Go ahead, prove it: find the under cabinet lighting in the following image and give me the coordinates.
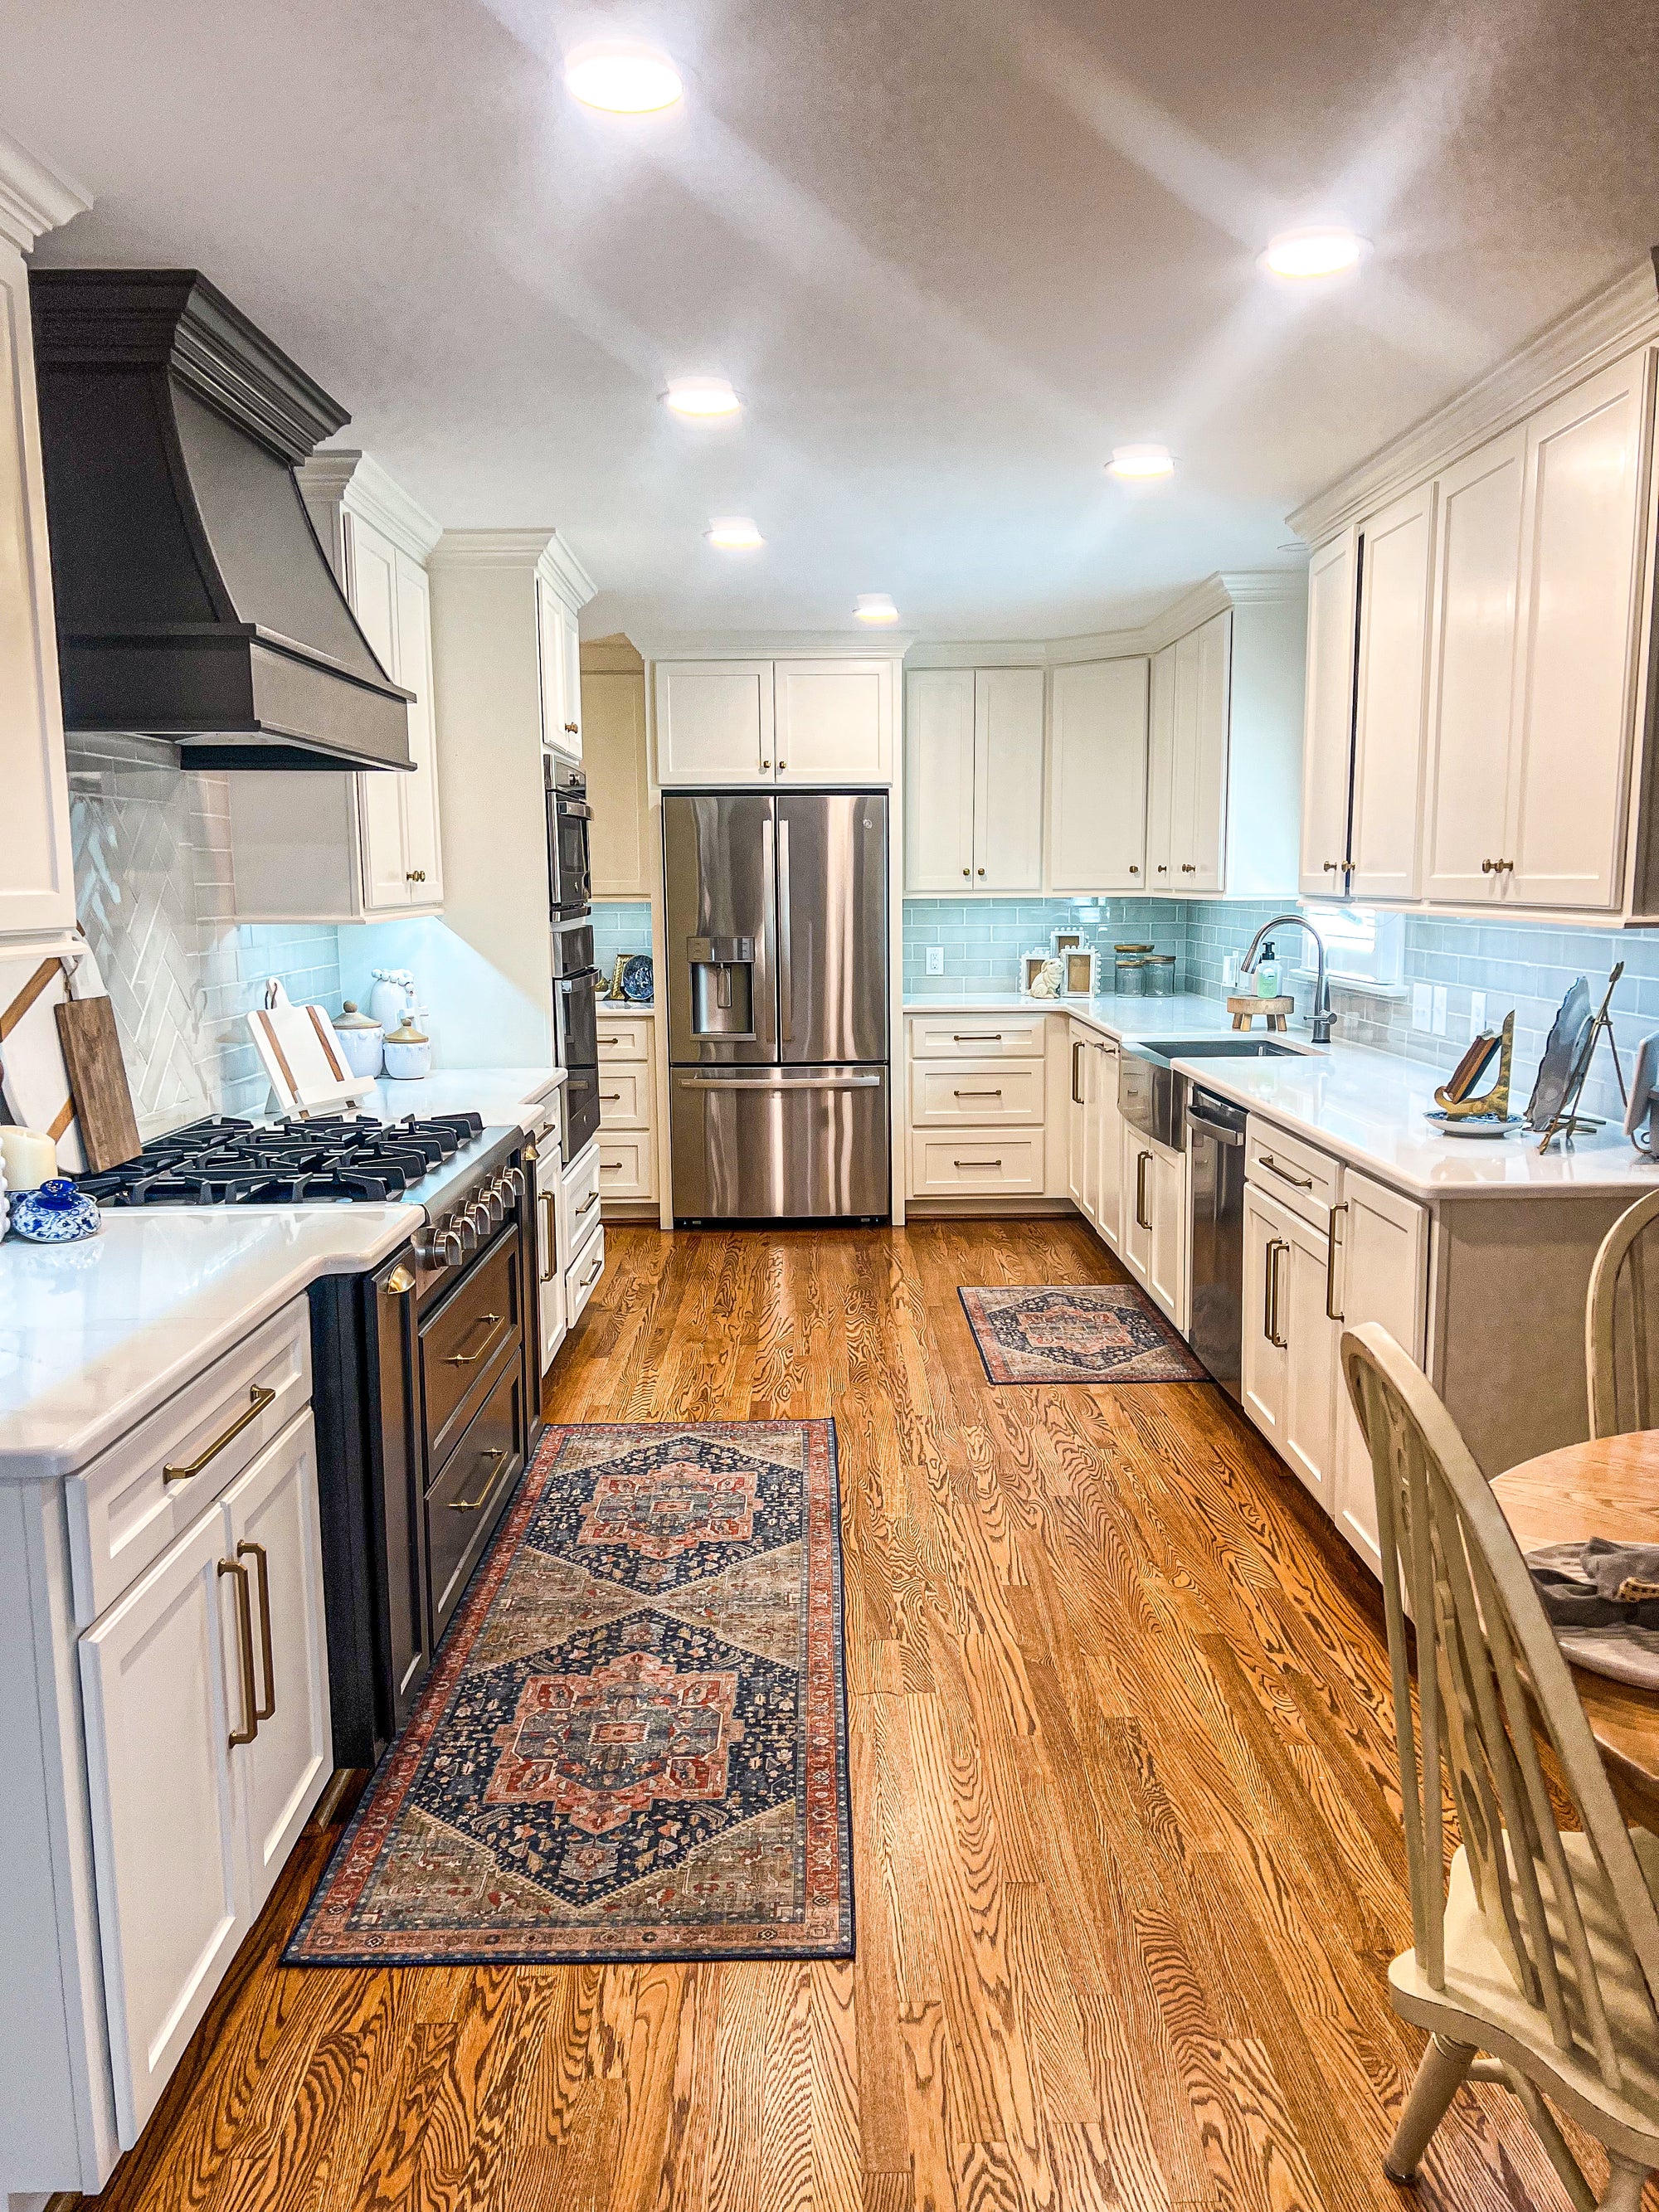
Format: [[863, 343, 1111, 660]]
[[707, 517, 763, 549], [1108, 444, 1175, 480], [566, 41, 684, 114], [1261, 226, 1366, 279], [854, 594, 899, 624]]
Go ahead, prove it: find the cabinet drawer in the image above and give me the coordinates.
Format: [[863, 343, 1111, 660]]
[[595, 1014, 653, 1062], [910, 1130, 1045, 1197], [909, 1058, 1044, 1127], [600, 1135, 657, 1200], [420, 1228, 523, 1469], [68, 1296, 313, 1627], [907, 1012, 1048, 1060], [1245, 1117, 1340, 1228], [597, 1065, 653, 1128], [561, 1141, 604, 1255], [567, 1223, 607, 1326], [426, 1356, 524, 1643]]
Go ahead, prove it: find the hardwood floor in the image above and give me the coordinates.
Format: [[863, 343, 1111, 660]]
[[75, 1220, 1623, 2212]]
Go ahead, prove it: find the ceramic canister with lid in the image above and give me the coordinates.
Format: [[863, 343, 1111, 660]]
[[382, 1014, 433, 1080], [332, 1001, 385, 1079]]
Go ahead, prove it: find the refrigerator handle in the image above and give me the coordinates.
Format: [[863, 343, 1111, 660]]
[[777, 814, 793, 1044]]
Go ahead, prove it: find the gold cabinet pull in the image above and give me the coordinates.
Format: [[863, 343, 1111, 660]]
[[449, 1447, 508, 1513], [539, 1190, 557, 1283], [444, 1312, 504, 1367], [217, 1558, 259, 1746], [1325, 1202, 1349, 1324], [1258, 1154, 1313, 1191], [1135, 1150, 1152, 1231], [576, 1190, 600, 1218], [164, 1384, 275, 1484], [580, 1253, 603, 1288], [236, 1539, 276, 1721]]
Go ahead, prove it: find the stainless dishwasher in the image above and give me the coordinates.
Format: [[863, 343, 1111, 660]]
[[1185, 1083, 1248, 1399]]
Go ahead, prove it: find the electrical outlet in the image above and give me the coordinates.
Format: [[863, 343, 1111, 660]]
[[1470, 989, 1487, 1034], [1412, 982, 1433, 1031], [926, 946, 944, 975], [1432, 984, 1448, 1037]]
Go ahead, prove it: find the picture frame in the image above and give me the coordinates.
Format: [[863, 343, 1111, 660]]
[[1063, 948, 1097, 998], [1051, 928, 1086, 956], [1022, 950, 1062, 997]]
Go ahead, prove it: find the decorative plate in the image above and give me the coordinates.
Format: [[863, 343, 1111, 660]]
[[621, 954, 654, 1004], [1423, 1111, 1525, 1140]]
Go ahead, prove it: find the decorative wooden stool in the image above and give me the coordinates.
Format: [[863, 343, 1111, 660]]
[[1227, 994, 1293, 1033]]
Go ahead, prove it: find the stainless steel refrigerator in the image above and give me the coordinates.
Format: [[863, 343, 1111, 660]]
[[664, 790, 889, 1222]]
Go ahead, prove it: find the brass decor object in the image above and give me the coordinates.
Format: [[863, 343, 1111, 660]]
[[1433, 1012, 1515, 1121]]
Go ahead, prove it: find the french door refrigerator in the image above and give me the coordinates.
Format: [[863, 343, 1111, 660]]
[[664, 789, 889, 1222]]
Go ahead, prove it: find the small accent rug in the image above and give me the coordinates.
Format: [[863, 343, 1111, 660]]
[[959, 1282, 1210, 1385], [285, 1419, 852, 1966]]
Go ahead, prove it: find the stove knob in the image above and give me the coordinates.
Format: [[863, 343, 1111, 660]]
[[439, 1228, 466, 1267], [482, 1183, 505, 1229], [453, 1210, 479, 1256], [503, 1165, 525, 1201]]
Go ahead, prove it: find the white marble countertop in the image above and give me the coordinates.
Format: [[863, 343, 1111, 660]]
[[596, 999, 658, 1018], [0, 1209, 412, 1481], [0, 1064, 569, 1481], [903, 993, 1655, 1198]]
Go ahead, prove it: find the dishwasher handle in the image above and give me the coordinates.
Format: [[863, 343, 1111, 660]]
[[1185, 1090, 1247, 1145], [1186, 1105, 1245, 1145]]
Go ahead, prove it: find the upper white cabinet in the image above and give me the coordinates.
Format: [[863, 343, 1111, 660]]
[[1048, 658, 1148, 893], [583, 650, 653, 899], [229, 455, 445, 921], [655, 657, 893, 785], [1301, 333, 1656, 917], [0, 140, 86, 946], [538, 570, 584, 760], [1147, 612, 1229, 890], [903, 666, 1043, 890]]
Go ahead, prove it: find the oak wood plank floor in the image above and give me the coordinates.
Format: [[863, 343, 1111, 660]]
[[74, 1220, 1638, 2212]]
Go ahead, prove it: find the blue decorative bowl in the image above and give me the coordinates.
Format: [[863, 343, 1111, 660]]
[[9, 1177, 103, 1242], [621, 954, 654, 1004]]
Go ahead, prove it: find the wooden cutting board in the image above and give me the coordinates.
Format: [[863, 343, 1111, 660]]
[[54, 995, 142, 1172]]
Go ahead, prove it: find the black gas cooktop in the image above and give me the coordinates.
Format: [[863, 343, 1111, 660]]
[[75, 1111, 489, 1208]]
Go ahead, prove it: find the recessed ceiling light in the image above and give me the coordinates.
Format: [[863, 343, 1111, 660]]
[[854, 594, 899, 625], [1108, 444, 1175, 481], [663, 376, 742, 418], [707, 517, 763, 549], [565, 40, 683, 114], [1261, 226, 1367, 279]]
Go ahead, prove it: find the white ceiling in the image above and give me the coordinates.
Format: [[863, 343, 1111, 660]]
[[7, 0, 1658, 639]]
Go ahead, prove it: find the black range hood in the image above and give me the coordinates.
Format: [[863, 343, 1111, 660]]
[[29, 269, 413, 771]]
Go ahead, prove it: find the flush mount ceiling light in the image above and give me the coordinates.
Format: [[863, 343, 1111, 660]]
[[854, 593, 899, 625], [1261, 226, 1367, 279], [565, 40, 684, 113], [1108, 444, 1175, 481], [663, 376, 741, 418], [707, 516, 763, 549]]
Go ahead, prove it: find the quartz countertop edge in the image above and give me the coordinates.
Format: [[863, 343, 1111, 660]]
[[358, 1063, 566, 1130], [902, 994, 1659, 1198]]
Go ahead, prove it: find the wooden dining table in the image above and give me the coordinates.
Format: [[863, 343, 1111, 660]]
[[1492, 1429, 1659, 1832]]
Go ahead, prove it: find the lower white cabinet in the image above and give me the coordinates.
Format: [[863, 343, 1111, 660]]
[[1066, 1028, 1123, 1248], [1120, 1120, 1186, 1329], [597, 1014, 659, 1208], [911, 1130, 1045, 1198], [567, 1223, 607, 1327], [1327, 1168, 1428, 1568], [1241, 1184, 1338, 1511], [77, 1411, 329, 2146], [535, 1132, 567, 1377]]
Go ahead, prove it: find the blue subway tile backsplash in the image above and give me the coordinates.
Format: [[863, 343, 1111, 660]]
[[591, 901, 654, 985]]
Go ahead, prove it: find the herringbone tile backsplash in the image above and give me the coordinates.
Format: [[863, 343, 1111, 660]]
[[69, 737, 342, 1138]]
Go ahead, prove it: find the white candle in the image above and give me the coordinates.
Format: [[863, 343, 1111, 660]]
[[0, 1127, 58, 1191]]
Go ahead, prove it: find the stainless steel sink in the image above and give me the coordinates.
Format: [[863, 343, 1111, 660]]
[[1119, 1034, 1305, 1146]]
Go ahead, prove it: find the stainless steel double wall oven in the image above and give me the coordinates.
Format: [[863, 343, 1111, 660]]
[[547, 753, 601, 1159]]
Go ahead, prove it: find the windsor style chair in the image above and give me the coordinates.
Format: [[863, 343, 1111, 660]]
[[1586, 1188, 1659, 1441]]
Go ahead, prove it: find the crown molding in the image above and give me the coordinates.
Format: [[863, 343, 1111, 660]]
[[429, 526, 597, 610], [299, 449, 442, 563], [906, 571, 1303, 672], [0, 129, 90, 253], [902, 639, 1047, 670], [1289, 260, 1659, 546], [635, 629, 914, 662]]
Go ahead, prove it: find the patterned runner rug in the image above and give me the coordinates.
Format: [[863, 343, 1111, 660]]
[[960, 1282, 1211, 1384], [286, 1419, 852, 1965]]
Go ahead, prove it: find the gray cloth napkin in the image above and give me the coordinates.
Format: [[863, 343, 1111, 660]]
[[1527, 1539, 1659, 1691]]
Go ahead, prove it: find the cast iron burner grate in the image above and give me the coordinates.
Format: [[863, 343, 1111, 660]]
[[74, 1111, 489, 1207]]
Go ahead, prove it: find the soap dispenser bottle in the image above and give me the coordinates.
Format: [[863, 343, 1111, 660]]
[[1254, 939, 1282, 998]]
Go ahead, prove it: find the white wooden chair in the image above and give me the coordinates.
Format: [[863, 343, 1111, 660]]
[[1586, 1188, 1659, 1440], [1340, 1321, 1659, 2211]]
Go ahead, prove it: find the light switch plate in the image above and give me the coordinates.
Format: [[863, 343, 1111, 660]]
[[1412, 982, 1433, 1030], [1470, 989, 1487, 1033], [1432, 984, 1448, 1036], [926, 946, 944, 975]]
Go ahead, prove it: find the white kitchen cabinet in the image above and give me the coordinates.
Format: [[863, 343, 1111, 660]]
[[538, 571, 584, 760], [1241, 1184, 1288, 1449], [1145, 642, 1178, 892], [654, 660, 773, 781], [535, 1130, 568, 1376], [1048, 659, 1149, 892], [1119, 1120, 1185, 1324], [1421, 428, 1527, 903], [77, 1511, 249, 2146], [598, 1013, 659, 1210], [1328, 1169, 1428, 1570], [1186, 613, 1230, 892], [1504, 352, 1650, 908], [1241, 1182, 1336, 1506], [1348, 484, 1435, 901], [1067, 1026, 1092, 1223], [1120, 1120, 1153, 1288], [1066, 1028, 1124, 1250], [584, 664, 652, 897], [903, 665, 1041, 890], [775, 659, 893, 782], [0, 178, 81, 945], [230, 458, 445, 921], [1147, 612, 1235, 892], [1298, 529, 1358, 899]]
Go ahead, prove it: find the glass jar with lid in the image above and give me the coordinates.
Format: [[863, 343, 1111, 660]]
[[1113, 943, 1152, 994], [1144, 954, 1177, 999]]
